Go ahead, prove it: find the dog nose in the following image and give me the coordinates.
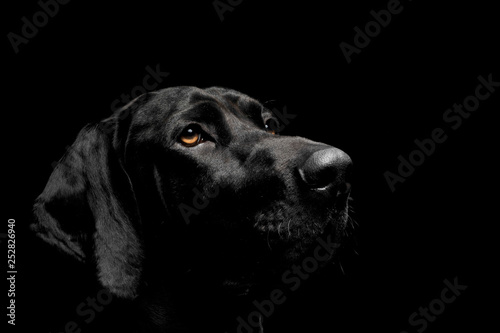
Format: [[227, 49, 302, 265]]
[[299, 147, 352, 192]]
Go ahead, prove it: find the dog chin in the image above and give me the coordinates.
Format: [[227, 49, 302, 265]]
[[226, 206, 348, 290], [254, 193, 350, 242], [216, 192, 352, 296]]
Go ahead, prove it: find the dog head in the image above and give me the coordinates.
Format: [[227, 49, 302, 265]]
[[32, 86, 352, 300]]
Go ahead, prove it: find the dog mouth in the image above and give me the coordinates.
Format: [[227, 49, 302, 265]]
[[254, 185, 351, 243], [219, 192, 353, 297], [180, 183, 353, 299]]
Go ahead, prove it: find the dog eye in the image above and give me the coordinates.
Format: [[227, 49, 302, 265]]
[[179, 126, 204, 147], [264, 119, 278, 135]]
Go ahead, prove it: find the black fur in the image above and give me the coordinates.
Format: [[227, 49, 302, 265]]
[[31, 86, 352, 332]]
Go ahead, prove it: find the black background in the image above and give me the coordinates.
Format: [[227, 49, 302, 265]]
[[3, 0, 498, 332]]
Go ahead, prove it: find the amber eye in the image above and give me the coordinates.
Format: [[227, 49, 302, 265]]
[[179, 126, 204, 147], [264, 118, 279, 135]]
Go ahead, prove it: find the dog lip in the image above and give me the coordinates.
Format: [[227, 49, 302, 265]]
[[312, 181, 351, 199], [335, 188, 351, 211], [313, 184, 331, 191], [221, 278, 256, 297]]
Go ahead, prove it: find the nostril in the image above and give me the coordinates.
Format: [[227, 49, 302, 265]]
[[299, 147, 352, 190]]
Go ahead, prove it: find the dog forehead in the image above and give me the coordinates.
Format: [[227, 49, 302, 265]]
[[147, 87, 264, 125], [149, 86, 261, 109], [131, 87, 266, 139]]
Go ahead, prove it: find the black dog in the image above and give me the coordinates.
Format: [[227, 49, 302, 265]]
[[30, 87, 352, 332]]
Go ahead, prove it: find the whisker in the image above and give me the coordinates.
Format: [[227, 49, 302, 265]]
[[258, 313, 264, 332], [339, 261, 345, 275], [266, 229, 272, 250]]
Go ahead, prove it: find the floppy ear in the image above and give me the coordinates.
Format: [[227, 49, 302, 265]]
[[32, 119, 144, 299]]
